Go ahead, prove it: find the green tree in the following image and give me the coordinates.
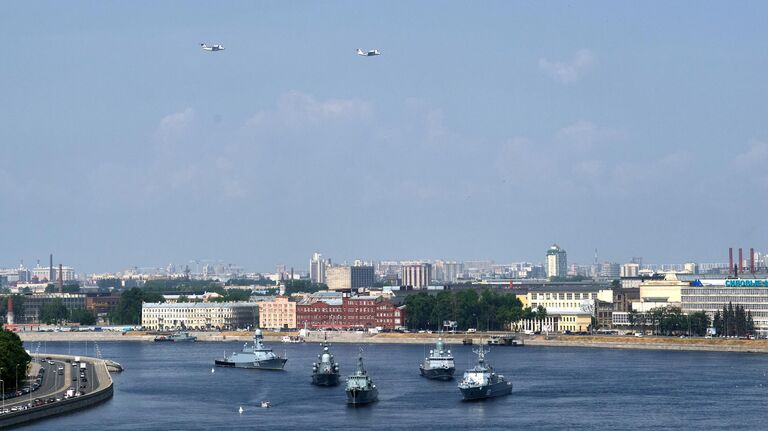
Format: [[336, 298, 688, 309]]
[[0, 327, 31, 389], [110, 288, 165, 325], [429, 291, 455, 330], [628, 309, 639, 332], [226, 278, 272, 286], [40, 298, 69, 324], [210, 289, 252, 302], [713, 310, 723, 336], [46, 283, 81, 293], [454, 290, 479, 330], [70, 308, 97, 325], [590, 316, 600, 332], [404, 292, 434, 329], [535, 305, 548, 331], [688, 311, 711, 336], [727, 302, 735, 336], [283, 281, 326, 296]]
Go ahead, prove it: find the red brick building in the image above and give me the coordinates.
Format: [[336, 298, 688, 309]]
[[296, 295, 405, 330], [85, 295, 122, 317]]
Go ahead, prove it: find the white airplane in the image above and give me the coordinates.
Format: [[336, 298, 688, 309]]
[[356, 48, 380, 57], [200, 43, 225, 52]]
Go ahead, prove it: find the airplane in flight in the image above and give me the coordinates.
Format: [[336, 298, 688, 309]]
[[356, 49, 381, 57], [200, 43, 225, 52]]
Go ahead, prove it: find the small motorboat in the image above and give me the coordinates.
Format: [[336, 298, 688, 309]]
[[260, 401, 271, 408]]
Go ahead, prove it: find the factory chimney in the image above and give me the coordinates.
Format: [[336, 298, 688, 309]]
[[739, 248, 744, 274], [751, 248, 755, 274], [729, 248, 733, 276], [6, 296, 14, 325], [58, 263, 64, 293], [49, 254, 54, 283]]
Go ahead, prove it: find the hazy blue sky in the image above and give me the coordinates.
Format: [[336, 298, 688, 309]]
[[2, 2, 767, 272]]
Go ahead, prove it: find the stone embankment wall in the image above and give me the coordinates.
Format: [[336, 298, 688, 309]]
[[0, 354, 114, 429], [18, 330, 768, 353]]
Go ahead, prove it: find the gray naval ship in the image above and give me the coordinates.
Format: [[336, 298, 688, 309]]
[[345, 349, 378, 405], [419, 337, 456, 380], [154, 331, 197, 342], [311, 341, 340, 386], [214, 329, 287, 370], [457, 345, 512, 400]]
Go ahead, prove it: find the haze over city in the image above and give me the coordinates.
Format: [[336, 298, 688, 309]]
[[2, 2, 767, 272]]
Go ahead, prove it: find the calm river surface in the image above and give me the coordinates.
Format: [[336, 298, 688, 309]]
[[19, 340, 768, 430]]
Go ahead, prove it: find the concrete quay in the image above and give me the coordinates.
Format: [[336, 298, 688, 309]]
[[0, 353, 115, 429], [17, 330, 768, 353]]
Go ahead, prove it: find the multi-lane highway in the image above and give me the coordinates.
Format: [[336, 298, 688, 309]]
[[0, 357, 100, 413]]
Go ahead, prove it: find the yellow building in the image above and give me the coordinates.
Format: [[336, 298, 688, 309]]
[[258, 296, 297, 330], [517, 284, 612, 333], [557, 313, 593, 332]]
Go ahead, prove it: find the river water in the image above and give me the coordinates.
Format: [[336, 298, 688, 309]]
[[19, 340, 768, 430]]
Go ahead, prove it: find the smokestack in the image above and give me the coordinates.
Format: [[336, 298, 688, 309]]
[[751, 248, 755, 274], [58, 263, 64, 293], [739, 248, 744, 274], [6, 296, 14, 325], [49, 254, 53, 283], [729, 248, 733, 276]]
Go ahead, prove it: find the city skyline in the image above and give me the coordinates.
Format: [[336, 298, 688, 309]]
[[0, 245, 755, 277], [2, 2, 767, 272]]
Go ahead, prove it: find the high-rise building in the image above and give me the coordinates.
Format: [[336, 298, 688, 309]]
[[402, 262, 432, 288], [309, 252, 327, 284], [326, 265, 375, 291], [600, 262, 620, 279], [434, 261, 462, 283], [620, 263, 640, 278], [546, 245, 567, 278], [683, 262, 698, 274], [351, 265, 375, 289]]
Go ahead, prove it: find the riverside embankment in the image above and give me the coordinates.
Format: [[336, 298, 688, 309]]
[[18, 330, 768, 353]]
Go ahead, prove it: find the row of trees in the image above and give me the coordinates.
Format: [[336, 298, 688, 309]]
[[284, 280, 326, 296], [225, 278, 274, 287], [0, 327, 30, 390], [713, 302, 755, 337], [141, 279, 221, 292], [37, 299, 97, 325], [0, 295, 26, 322], [404, 289, 546, 331], [109, 288, 165, 325], [627, 306, 711, 336], [43, 283, 81, 294]]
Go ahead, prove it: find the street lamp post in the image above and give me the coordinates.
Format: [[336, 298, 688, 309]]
[[1, 378, 5, 413]]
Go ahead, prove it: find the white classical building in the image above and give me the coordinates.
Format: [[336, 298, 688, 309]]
[[141, 302, 258, 331]]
